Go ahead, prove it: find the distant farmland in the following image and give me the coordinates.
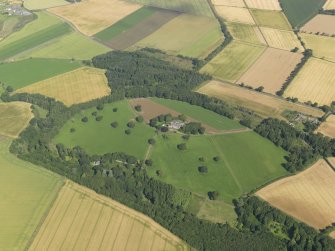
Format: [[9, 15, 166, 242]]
[[29, 181, 189, 251], [316, 115, 335, 138], [300, 33, 335, 62], [251, 9, 291, 30]]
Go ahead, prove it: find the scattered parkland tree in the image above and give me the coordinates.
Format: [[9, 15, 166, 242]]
[[134, 105, 142, 112], [198, 166, 208, 174], [156, 169, 163, 177], [145, 159, 153, 166], [208, 191, 219, 200], [136, 115, 144, 123], [70, 128, 76, 133], [113, 107, 118, 112], [177, 143, 187, 150], [182, 134, 190, 140], [148, 138, 156, 145], [95, 115, 103, 121], [111, 121, 118, 128], [199, 157, 205, 162], [125, 129, 131, 135], [96, 103, 104, 110], [213, 156, 220, 162], [127, 121, 135, 128], [81, 116, 88, 123], [91, 111, 97, 116]]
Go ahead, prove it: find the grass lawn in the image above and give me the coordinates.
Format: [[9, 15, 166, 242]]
[[0, 58, 81, 90], [280, 0, 326, 28], [0, 138, 63, 250], [53, 100, 155, 158], [251, 9, 291, 30], [150, 98, 244, 130], [148, 132, 288, 203]]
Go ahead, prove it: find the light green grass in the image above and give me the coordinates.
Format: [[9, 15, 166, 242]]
[[0, 138, 63, 250], [15, 32, 110, 60], [24, 0, 69, 10], [0, 14, 35, 39], [251, 9, 291, 30], [200, 41, 265, 82], [148, 132, 287, 203], [226, 22, 264, 44], [94, 7, 157, 41], [0, 58, 81, 89], [150, 98, 243, 130], [53, 100, 155, 158]]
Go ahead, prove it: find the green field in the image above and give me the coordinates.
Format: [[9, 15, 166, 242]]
[[94, 7, 157, 41], [226, 22, 264, 44], [15, 32, 110, 60], [150, 98, 244, 130], [53, 100, 155, 158], [128, 0, 214, 17], [148, 131, 288, 203], [200, 41, 265, 82], [0, 138, 63, 250], [0, 58, 81, 89], [0, 14, 35, 39], [280, 0, 326, 28], [251, 9, 291, 30]]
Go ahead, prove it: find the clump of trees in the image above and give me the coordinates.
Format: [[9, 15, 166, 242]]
[[95, 115, 103, 121], [125, 129, 131, 135], [148, 138, 156, 145], [134, 105, 141, 112], [198, 166, 208, 174], [111, 121, 118, 128], [177, 143, 187, 150], [81, 116, 88, 123], [180, 122, 205, 135], [208, 191, 219, 200]]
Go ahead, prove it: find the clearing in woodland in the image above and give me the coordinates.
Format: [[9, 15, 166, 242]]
[[251, 9, 291, 30], [196, 80, 324, 119], [316, 115, 335, 138], [212, 0, 245, 7], [214, 6, 255, 24], [29, 180, 189, 251], [0, 102, 33, 138], [200, 41, 265, 82], [48, 0, 142, 36], [226, 22, 266, 44], [16, 67, 110, 106], [301, 15, 335, 35], [24, 0, 69, 10], [238, 48, 303, 94], [284, 58, 335, 105], [0, 138, 63, 251], [256, 159, 335, 229], [300, 33, 335, 62], [261, 27, 303, 51], [245, 0, 281, 10]]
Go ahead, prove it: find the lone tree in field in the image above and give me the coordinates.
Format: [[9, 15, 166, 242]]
[[95, 115, 103, 121], [177, 143, 187, 150], [208, 191, 219, 200], [96, 103, 104, 110], [136, 115, 144, 123], [213, 156, 220, 162], [81, 116, 88, 123], [145, 159, 153, 166], [91, 111, 98, 116], [182, 134, 190, 140], [199, 157, 205, 162], [70, 128, 76, 133], [125, 129, 131, 135], [148, 138, 156, 145], [135, 105, 142, 112], [198, 166, 208, 174], [156, 169, 163, 177], [111, 121, 118, 128], [127, 121, 135, 128], [113, 107, 118, 112]]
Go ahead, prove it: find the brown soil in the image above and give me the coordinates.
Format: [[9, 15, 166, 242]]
[[302, 15, 335, 35]]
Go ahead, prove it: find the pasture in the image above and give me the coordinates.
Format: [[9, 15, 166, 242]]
[[280, 0, 326, 28], [212, 0, 245, 7], [226, 22, 266, 44], [0, 14, 35, 39], [0, 138, 63, 250], [261, 27, 303, 51], [29, 181, 189, 251], [316, 115, 335, 138], [300, 33, 335, 62], [301, 15, 335, 35], [53, 100, 155, 158], [284, 58, 335, 105], [148, 131, 287, 202], [24, 0, 69, 10], [0, 102, 33, 138], [238, 48, 303, 94], [16, 67, 110, 106], [251, 9, 291, 30], [323, 0, 335, 9], [0, 58, 81, 90], [133, 14, 223, 58], [196, 80, 324, 119], [245, 0, 281, 10], [215, 6, 255, 24], [128, 0, 214, 17], [256, 159, 335, 229], [200, 41, 265, 82], [48, 0, 142, 36]]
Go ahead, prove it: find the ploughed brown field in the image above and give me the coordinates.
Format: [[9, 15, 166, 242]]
[[301, 15, 335, 35]]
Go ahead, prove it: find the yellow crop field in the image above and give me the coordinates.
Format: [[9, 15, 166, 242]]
[[29, 181, 189, 251], [24, 0, 69, 10], [261, 27, 304, 51], [48, 0, 142, 36], [0, 102, 33, 138], [316, 115, 335, 138], [300, 33, 335, 62], [284, 58, 335, 105], [215, 6, 255, 24], [251, 9, 291, 30], [16, 67, 111, 106], [256, 159, 335, 229], [323, 0, 335, 10], [196, 80, 324, 119], [212, 0, 246, 7], [245, 0, 281, 10]]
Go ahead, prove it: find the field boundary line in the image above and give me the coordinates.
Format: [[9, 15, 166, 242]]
[[110, 213, 126, 251], [135, 223, 147, 251], [123, 218, 137, 250], [325, 158, 335, 172], [83, 204, 105, 251], [97, 209, 115, 251]]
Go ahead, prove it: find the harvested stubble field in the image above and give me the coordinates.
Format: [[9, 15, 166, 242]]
[[134, 14, 223, 59], [251, 9, 291, 30], [0, 139, 63, 251], [48, 0, 142, 36], [256, 159, 335, 229], [329, 158, 335, 168], [260, 27, 303, 51], [300, 33, 335, 62], [196, 80, 324, 119], [316, 115, 335, 138], [238, 48, 303, 94], [0, 102, 33, 138], [212, 0, 245, 7], [301, 15, 335, 35], [284, 58, 335, 105], [16, 67, 110, 106], [226, 22, 266, 44], [323, 0, 335, 9], [245, 0, 281, 10], [29, 181, 189, 251], [215, 6, 255, 24], [200, 41, 265, 82], [24, 0, 69, 10]]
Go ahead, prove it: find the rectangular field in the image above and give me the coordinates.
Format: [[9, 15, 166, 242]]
[[301, 15, 335, 35], [29, 181, 189, 251], [300, 33, 335, 62], [200, 41, 266, 82], [238, 48, 303, 94], [16, 67, 111, 106], [284, 58, 335, 105], [215, 6, 255, 24], [261, 27, 303, 51], [256, 159, 335, 229], [24, 0, 69, 10], [245, 0, 281, 10], [226, 22, 266, 44], [251, 9, 291, 30], [212, 0, 246, 7], [196, 80, 324, 119], [316, 115, 335, 138], [0, 138, 63, 251], [0, 14, 35, 40]]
